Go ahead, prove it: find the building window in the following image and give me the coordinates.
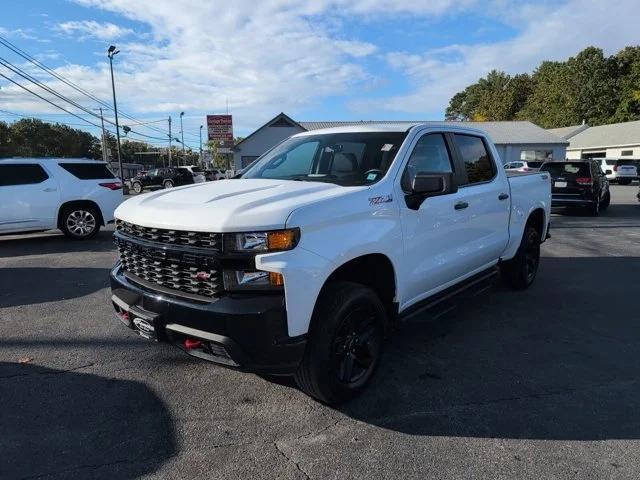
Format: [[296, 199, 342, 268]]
[[621, 150, 633, 156], [241, 156, 259, 168], [581, 151, 606, 159], [520, 150, 553, 161]]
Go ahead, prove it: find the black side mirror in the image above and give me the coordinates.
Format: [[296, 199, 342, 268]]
[[406, 172, 457, 209], [605, 169, 612, 175]]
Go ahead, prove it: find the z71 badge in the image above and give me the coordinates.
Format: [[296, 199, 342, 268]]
[[369, 194, 393, 206]]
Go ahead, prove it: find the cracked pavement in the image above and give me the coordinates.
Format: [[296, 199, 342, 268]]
[[1, 185, 640, 479]]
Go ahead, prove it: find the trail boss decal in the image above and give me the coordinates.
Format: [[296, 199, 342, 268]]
[[369, 194, 393, 206]]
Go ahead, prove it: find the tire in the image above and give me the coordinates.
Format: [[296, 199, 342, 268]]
[[600, 190, 611, 210], [163, 179, 174, 189], [60, 205, 101, 240], [132, 182, 143, 194], [294, 281, 386, 405], [500, 225, 540, 290]]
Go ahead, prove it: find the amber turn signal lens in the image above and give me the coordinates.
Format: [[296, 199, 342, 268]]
[[267, 230, 296, 250], [269, 272, 284, 286]]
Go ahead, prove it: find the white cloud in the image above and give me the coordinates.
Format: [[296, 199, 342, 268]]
[[353, 0, 640, 116], [56, 20, 134, 41]]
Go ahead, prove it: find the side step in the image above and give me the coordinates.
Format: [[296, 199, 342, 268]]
[[400, 268, 498, 322]]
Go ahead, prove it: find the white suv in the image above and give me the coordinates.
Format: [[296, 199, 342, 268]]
[[503, 160, 544, 172], [0, 158, 124, 239], [598, 158, 638, 185]]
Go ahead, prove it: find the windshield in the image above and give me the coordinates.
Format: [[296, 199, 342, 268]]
[[540, 162, 590, 178], [241, 132, 408, 186]]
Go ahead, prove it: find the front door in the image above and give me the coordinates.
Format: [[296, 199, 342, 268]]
[[396, 132, 472, 307]]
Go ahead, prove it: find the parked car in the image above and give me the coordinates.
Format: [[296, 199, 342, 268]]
[[179, 165, 206, 183], [204, 168, 225, 181], [597, 158, 637, 185], [503, 160, 545, 172], [130, 167, 194, 194], [0, 158, 123, 239], [540, 160, 610, 215], [110, 124, 551, 404]]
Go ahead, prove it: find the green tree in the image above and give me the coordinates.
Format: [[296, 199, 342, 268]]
[[0, 121, 10, 157], [612, 46, 640, 122]]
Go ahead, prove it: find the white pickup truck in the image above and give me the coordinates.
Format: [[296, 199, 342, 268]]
[[110, 123, 551, 404]]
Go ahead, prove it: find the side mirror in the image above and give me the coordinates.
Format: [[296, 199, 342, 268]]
[[406, 172, 457, 210], [605, 169, 612, 175]]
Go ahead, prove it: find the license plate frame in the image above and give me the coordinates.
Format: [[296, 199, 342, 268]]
[[554, 181, 567, 188]]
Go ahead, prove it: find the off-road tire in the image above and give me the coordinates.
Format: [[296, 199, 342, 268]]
[[294, 281, 386, 405], [500, 224, 540, 290]]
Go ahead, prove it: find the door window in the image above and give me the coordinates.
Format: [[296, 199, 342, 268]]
[[0, 164, 49, 186], [59, 163, 115, 180], [454, 134, 495, 185], [402, 134, 453, 191]]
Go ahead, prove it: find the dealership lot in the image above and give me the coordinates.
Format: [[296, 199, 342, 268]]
[[1, 185, 639, 480]]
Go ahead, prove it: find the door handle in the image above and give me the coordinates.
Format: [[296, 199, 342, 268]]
[[43, 188, 57, 192], [454, 201, 469, 210], [498, 193, 509, 200]]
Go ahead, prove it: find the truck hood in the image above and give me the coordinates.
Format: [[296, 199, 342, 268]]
[[116, 178, 362, 232]]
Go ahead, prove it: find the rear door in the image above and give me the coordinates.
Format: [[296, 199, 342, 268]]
[[450, 133, 510, 271], [0, 163, 59, 231]]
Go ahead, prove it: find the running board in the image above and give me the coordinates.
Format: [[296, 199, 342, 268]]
[[400, 268, 498, 322]]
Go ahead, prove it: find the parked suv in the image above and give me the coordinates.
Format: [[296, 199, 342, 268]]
[[503, 160, 544, 172], [130, 167, 194, 193], [111, 123, 551, 404], [540, 160, 610, 215], [597, 158, 638, 185], [0, 158, 123, 239]]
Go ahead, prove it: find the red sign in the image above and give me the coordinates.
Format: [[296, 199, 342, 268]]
[[206, 115, 233, 153]]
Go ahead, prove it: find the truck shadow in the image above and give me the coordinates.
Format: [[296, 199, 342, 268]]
[[0, 267, 111, 308], [0, 229, 116, 258], [0, 362, 176, 479], [341, 256, 640, 441]]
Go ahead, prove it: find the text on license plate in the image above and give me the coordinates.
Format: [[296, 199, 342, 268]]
[[555, 181, 567, 188]]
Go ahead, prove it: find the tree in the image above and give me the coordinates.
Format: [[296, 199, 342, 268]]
[[446, 45, 640, 128], [0, 121, 10, 157], [206, 140, 227, 168]]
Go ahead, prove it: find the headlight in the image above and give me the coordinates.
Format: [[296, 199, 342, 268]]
[[225, 228, 299, 253], [223, 269, 284, 291]]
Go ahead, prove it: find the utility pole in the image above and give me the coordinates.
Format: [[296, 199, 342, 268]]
[[180, 111, 185, 155], [168, 116, 172, 166], [94, 107, 108, 163], [199, 125, 203, 167], [107, 45, 123, 192]]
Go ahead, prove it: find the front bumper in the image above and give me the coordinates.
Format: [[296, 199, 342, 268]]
[[110, 264, 306, 375]]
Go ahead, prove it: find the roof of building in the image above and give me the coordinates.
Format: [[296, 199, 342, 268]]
[[547, 124, 590, 140], [566, 120, 640, 150], [299, 120, 568, 145]]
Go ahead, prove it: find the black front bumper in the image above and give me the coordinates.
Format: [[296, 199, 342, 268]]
[[110, 265, 306, 375]]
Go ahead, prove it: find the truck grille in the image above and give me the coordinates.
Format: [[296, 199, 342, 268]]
[[116, 236, 221, 301], [115, 219, 221, 250]]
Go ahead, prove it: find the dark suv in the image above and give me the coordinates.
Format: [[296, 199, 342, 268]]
[[540, 160, 610, 215], [130, 167, 194, 194]]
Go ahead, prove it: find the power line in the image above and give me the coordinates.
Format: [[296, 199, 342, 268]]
[[0, 34, 175, 138], [0, 58, 169, 141]]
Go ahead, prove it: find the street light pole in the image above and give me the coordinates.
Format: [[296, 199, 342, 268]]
[[180, 111, 185, 156], [168, 116, 172, 166], [199, 125, 203, 167], [107, 45, 123, 192]]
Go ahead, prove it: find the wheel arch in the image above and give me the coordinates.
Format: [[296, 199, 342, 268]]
[[527, 207, 546, 241], [57, 199, 105, 228], [316, 253, 398, 326]]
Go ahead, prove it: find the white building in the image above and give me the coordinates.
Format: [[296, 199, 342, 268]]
[[549, 120, 640, 159], [233, 113, 568, 170]]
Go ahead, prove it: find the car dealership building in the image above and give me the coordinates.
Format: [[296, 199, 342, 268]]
[[232, 113, 568, 170]]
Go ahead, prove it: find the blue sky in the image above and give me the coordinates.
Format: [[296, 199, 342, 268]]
[[0, 0, 637, 146]]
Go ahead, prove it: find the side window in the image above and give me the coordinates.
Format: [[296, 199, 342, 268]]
[[454, 134, 495, 185], [402, 134, 453, 191], [0, 164, 49, 186]]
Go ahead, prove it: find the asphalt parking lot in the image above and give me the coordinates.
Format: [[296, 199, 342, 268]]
[[1, 185, 639, 480]]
